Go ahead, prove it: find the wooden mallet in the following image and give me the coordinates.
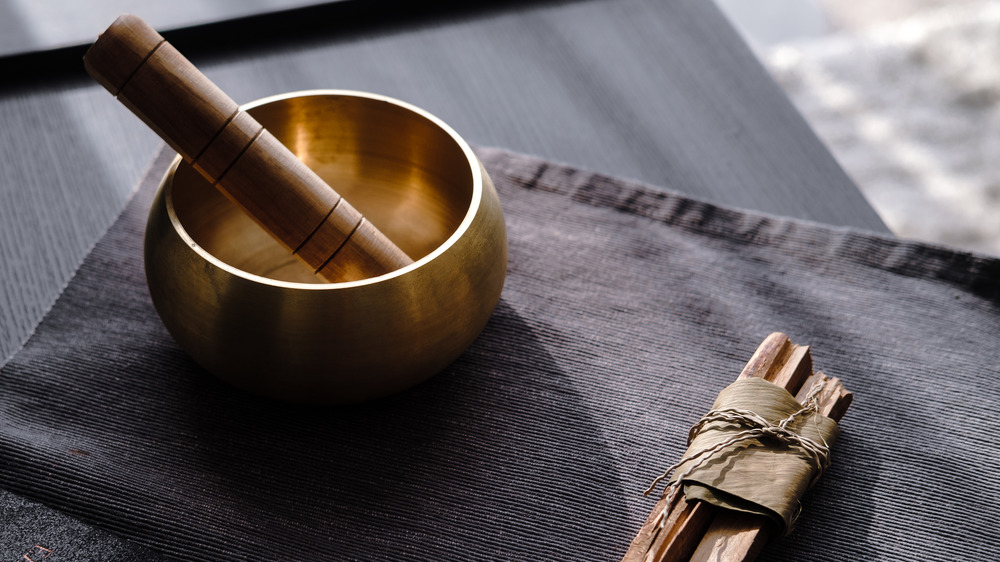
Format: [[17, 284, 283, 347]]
[[83, 14, 413, 282]]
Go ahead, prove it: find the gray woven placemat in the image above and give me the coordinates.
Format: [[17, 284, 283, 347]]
[[1, 145, 997, 560]]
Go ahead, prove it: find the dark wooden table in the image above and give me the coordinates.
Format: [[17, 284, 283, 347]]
[[0, 0, 889, 366]]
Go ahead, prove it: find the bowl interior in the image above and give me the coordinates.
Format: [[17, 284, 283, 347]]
[[169, 93, 475, 283]]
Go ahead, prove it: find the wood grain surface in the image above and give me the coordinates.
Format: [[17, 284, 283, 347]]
[[0, 0, 890, 365]]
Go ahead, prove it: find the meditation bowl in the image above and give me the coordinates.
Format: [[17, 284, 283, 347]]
[[144, 90, 507, 403]]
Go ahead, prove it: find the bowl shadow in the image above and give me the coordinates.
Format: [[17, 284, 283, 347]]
[[173, 299, 632, 559]]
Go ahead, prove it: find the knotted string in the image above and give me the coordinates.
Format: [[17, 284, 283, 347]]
[[641, 379, 832, 556]]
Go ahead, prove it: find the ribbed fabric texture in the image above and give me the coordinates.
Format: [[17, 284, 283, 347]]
[[0, 488, 160, 560], [2, 146, 999, 560]]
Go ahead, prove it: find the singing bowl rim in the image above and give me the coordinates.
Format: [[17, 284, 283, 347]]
[[164, 89, 484, 289]]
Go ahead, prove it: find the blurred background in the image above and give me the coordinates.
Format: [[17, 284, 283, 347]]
[[717, 0, 1000, 256], [4, 0, 996, 255]]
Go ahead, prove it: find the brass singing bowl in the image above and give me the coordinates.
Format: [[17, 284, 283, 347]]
[[145, 90, 507, 403]]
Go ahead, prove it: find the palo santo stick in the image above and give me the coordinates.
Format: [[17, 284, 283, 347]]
[[621, 494, 712, 562], [622, 332, 813, 562], [687, 373, 852, 561], [623, 333, 854, 562]]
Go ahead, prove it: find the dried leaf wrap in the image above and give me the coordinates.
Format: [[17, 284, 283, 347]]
[[670, 378, 839, 533]]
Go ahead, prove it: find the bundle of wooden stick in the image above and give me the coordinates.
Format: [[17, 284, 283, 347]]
[[621, 332, 853, 562]]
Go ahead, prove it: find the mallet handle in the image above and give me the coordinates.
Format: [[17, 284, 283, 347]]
[[84, 14, 413, 282]]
